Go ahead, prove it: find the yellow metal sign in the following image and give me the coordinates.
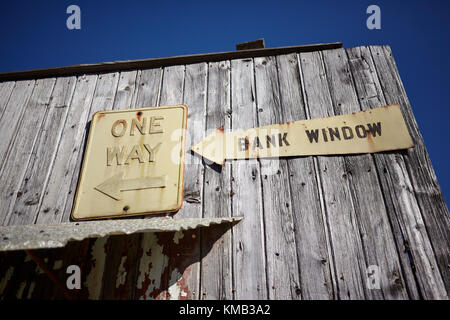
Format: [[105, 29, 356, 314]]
[[191, 105, 413, 165], [72, 105, 188, 221]]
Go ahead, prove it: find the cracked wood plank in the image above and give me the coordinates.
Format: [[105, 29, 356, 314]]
[[8, 77, 77, 226], [0, 80, 35, 169], [370, 45, 448, 299], [231, 58, 267, 299], [113, 71, 139, 111], [1, 78, 56, 226], [278, 53, 334, 299], [321, 48, 409, 299], [36, 75, 98, 225], [0, 81, 15, 121], [347, 46, 421, 299], [254, 56, 301, 299], [61, 72, 120, 222], [136, 68, 162, 107], [300, 51, 367, 299], [200, 61, 233, 300]]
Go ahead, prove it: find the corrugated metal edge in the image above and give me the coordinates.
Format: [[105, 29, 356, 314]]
[[0, 217, 242, 251]]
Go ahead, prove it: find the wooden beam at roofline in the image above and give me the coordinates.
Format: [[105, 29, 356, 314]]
[[0, 42, 342, 81]]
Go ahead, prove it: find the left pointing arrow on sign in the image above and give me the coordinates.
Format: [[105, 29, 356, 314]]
[[190, 105, 414, 165], [95, 172, 167, 201]]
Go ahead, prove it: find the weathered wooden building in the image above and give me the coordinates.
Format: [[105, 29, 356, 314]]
[[0, 42, 448, 300]]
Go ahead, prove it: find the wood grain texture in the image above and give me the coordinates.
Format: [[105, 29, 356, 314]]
[[0, 80, 35, 170], [254, 56, 301, 299], [321, 48, 409, 299], [370, 45, 448, 299], [8, 77, 77, 226], [136, 68, 162, 108], [0, 81, 15, 120], [278, 53, 334, 300], [300, 51, 367, 299], [61, 72, 120, 222], [230, 58, 267, 299], [1, 78, 56, 226], [113, 71, 139, 111], [200, 61, 233, 300], [36, 75, 98, 225], [347, 46, 421, 299], [159, 65, 185, 107]]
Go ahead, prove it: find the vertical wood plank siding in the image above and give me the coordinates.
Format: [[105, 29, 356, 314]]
[[36, 75, 98, 225], [0, 46, 448, 300], [278, 53, 334, 300], [1, 78, 56, 226], [201, 61, 233, 300], [230, 59, 267, 299], [254, 56, 301, 299], [370, 46, 449, 297]]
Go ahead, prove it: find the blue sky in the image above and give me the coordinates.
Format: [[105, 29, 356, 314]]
[[1, 0, 449, 204]]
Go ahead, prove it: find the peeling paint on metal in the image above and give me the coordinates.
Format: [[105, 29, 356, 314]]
[[85, 236, 108, 299], [116, 256, 127, 288], [168, 268, 183, 300], [136, 232, 168, 300], [0, 266, 14, 295]]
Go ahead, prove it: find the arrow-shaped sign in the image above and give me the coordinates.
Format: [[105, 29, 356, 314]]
[[191, 105, 414, 165], [95, 172, 167, 200]]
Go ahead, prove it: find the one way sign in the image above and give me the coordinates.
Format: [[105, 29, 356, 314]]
[[71, 105, 187, 220]]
